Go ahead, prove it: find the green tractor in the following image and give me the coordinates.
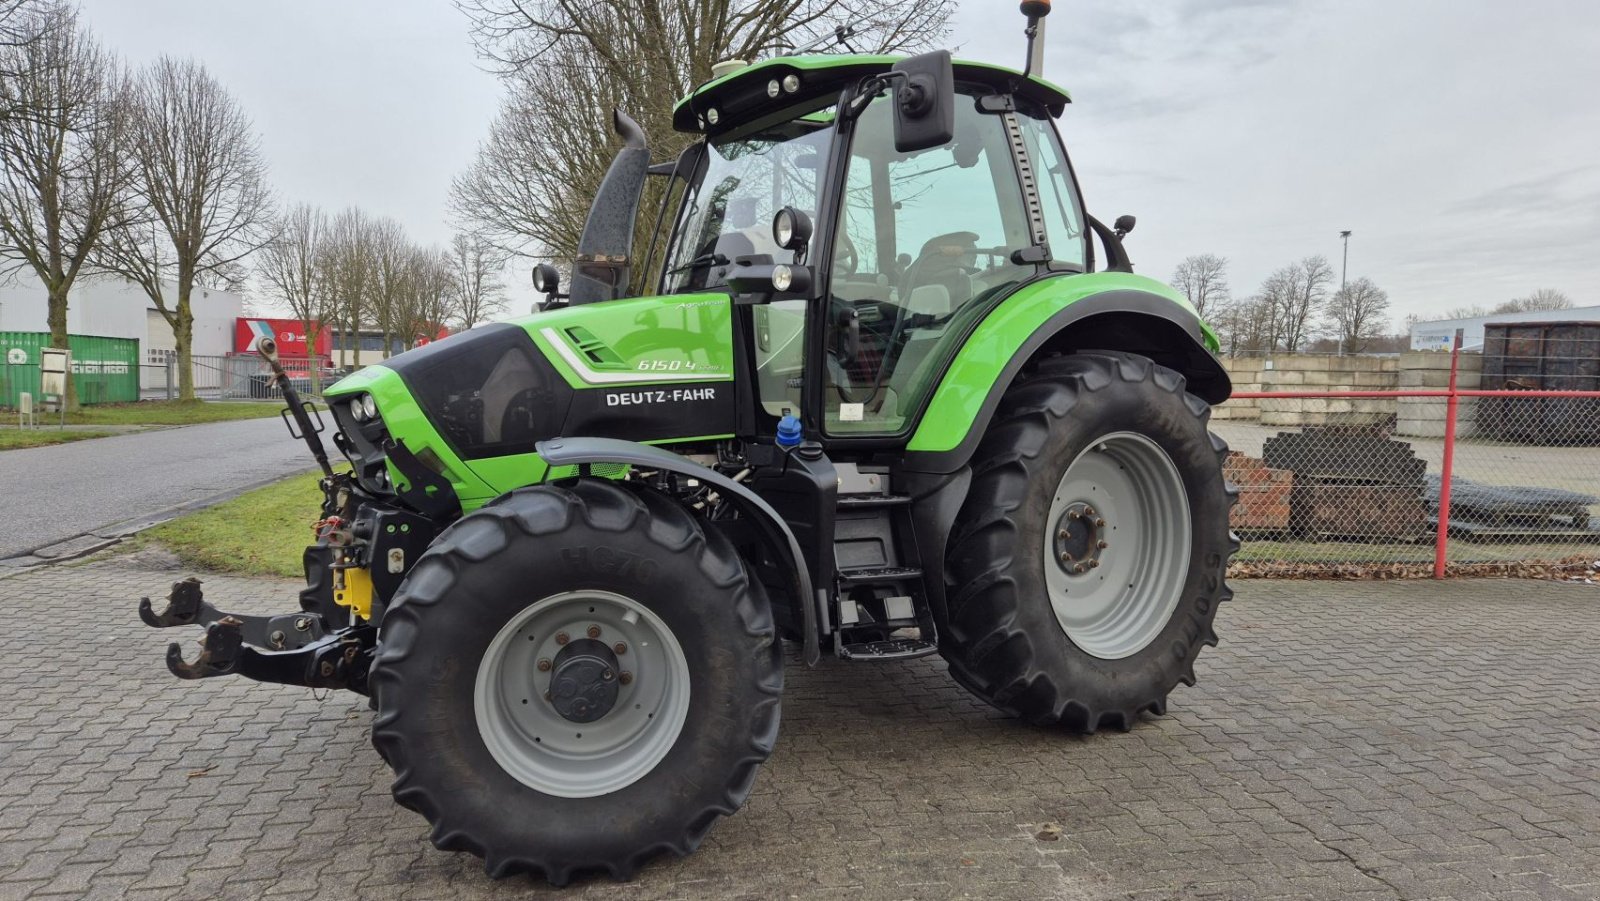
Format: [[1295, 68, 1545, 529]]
[[140, 3, 1235, 884]]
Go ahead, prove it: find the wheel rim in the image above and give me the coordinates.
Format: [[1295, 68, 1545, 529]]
[[474, 590, 691, 798], [1042, 431, 1191, 659]]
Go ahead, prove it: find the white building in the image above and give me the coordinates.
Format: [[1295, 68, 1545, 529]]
[[1410, 304, 1600, 351], [0, 272, 243, 359]]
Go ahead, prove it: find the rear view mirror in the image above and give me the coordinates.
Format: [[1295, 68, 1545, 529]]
[[891, 50, 954, 153]]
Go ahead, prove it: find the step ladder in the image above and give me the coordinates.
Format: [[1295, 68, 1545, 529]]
[[831, 469, 938, 661]]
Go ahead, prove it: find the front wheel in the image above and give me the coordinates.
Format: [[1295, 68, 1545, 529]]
[[940, 352, 1236, 731], [370, 479, 782, 884]]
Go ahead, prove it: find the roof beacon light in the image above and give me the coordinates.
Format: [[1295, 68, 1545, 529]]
[[1021, 0, 1052, 78]]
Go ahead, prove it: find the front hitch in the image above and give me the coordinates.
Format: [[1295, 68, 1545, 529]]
[[141, 577, 327, 650], [142, 577, 372, 693], [164, 617, 376, 693]]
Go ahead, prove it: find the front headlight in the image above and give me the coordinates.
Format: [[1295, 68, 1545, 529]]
[[361, 394, 378, 420]]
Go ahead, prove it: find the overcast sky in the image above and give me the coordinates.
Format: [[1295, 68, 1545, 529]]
[[76, 0, 1600, 325]]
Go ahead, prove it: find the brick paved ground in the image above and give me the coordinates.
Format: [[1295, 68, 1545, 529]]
[[2, 559, 1599, 900]]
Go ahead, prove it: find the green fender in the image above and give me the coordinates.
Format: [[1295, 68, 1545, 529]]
[[902, 272, 1230, 473]]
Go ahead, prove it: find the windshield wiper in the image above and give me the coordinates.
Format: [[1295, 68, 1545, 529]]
[[664, 252, 729, 276]]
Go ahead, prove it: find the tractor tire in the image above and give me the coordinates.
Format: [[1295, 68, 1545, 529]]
[[370, 479, 782, 885], [940, 352, 1236, 731]]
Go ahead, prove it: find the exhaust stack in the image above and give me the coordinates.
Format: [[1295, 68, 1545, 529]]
[[1021, 0, 1052, 78], [570, 109, 650, 305]]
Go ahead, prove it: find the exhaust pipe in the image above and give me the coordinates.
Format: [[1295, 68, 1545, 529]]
[[570, 110, 650, 305]]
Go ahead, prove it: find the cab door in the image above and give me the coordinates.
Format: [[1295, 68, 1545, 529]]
[[817, 88, 1085, 438]]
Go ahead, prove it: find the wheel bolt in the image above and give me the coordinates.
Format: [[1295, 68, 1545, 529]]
[[1073, 564, 1086, 574], [1089, 559, 1100, 569], [555, 632, 569, 645], [601, 669, 614, 682], [1097, 540, 1108, 549], [1057, 529, 1068, 540], [586, 625, 602, 639], [537, 658, 552, 672], [1060, 551, 1073, 562], [613, 642, 627, 655], [1068, 511, 1080, 520], [619, 671, 633, 685], [1084, 506, 1095, 516], [1095, 518, 1106, 527]]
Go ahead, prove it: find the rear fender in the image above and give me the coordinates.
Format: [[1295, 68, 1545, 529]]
[[536, 437, 820, 665], [904, 274, 1231, 473]]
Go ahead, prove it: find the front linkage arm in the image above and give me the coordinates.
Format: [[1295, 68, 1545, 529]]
[[142, 577, 375, 693], [140, 577, 328, 650]]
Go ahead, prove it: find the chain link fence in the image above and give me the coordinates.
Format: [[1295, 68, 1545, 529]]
[[1216, 336, 1599, 580]]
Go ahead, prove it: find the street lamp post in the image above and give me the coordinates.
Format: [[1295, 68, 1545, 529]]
[[1339, 230, 1351, 290], [1337, 230, 1352, 355]]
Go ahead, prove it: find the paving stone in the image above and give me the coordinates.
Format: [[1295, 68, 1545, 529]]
[[2, 562, 1599, 899]]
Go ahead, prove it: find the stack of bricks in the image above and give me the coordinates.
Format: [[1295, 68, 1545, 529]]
[[1223, 451, 1292, 531]]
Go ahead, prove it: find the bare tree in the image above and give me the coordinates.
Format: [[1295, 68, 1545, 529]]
[[452, 0, 955, 271], [1171, 253, 1229, 318], [1324, 276, 1390, 354], [322, 208, 376, 367], [1, 0, 58, 82], [447, 231, 507, 328], [0, 1, 127, 408], [1258, 256, 1333, 352], [1497, 288, 1572, 314], [1212, 294, 1275, 355], [98, 56, 273, 400], [396, 245, 456, 349], [364, 217, 412, 359], [256, 203, 333, 390]]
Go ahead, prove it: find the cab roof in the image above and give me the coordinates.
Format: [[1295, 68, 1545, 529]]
[[671, 54, 1071, 136]]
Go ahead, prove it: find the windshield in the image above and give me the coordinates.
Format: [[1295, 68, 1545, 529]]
[[661, 116, 835, 294]]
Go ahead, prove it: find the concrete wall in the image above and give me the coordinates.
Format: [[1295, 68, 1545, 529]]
[[1215, 352, 1488, 437], [1218, 355, 1400, 426], [1396, 351, 1481, 437], [1213, 356, 1265, 420]]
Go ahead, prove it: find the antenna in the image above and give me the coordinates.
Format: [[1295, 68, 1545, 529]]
[[1021, 0, 1052, 78], [783, 17, 864, 56]]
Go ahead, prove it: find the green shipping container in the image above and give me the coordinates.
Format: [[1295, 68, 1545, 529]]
[[0, 332, 141, 407]]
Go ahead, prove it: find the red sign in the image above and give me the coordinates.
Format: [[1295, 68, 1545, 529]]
[[235, 318, 332, 358]]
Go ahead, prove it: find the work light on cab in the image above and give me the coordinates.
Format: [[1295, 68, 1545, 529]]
[[772, 206, 812, 252]]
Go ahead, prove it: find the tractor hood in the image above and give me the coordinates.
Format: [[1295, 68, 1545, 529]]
[[322, 293, 738, 507]]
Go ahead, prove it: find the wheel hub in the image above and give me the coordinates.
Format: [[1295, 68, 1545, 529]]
[[475, 590, 692, 798], [546, 638, 620, 723], [1052, 501, 1108, 576], [1041, 432, 1192, 660]]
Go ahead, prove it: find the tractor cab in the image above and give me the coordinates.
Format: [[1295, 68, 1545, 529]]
[[653, 53, 1088, 440]]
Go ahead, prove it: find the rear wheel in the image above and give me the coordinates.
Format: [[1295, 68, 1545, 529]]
[[370, 479, 782, 884], [940, 352, 1236, 731]]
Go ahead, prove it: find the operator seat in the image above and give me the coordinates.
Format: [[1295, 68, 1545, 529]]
[[900, 231, 979, 317]]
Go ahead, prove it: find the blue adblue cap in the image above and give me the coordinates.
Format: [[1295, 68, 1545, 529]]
[[776, 410, 803, 448]]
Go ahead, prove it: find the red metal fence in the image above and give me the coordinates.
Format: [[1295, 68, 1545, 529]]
[[1220, 335, 1600, 580]]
